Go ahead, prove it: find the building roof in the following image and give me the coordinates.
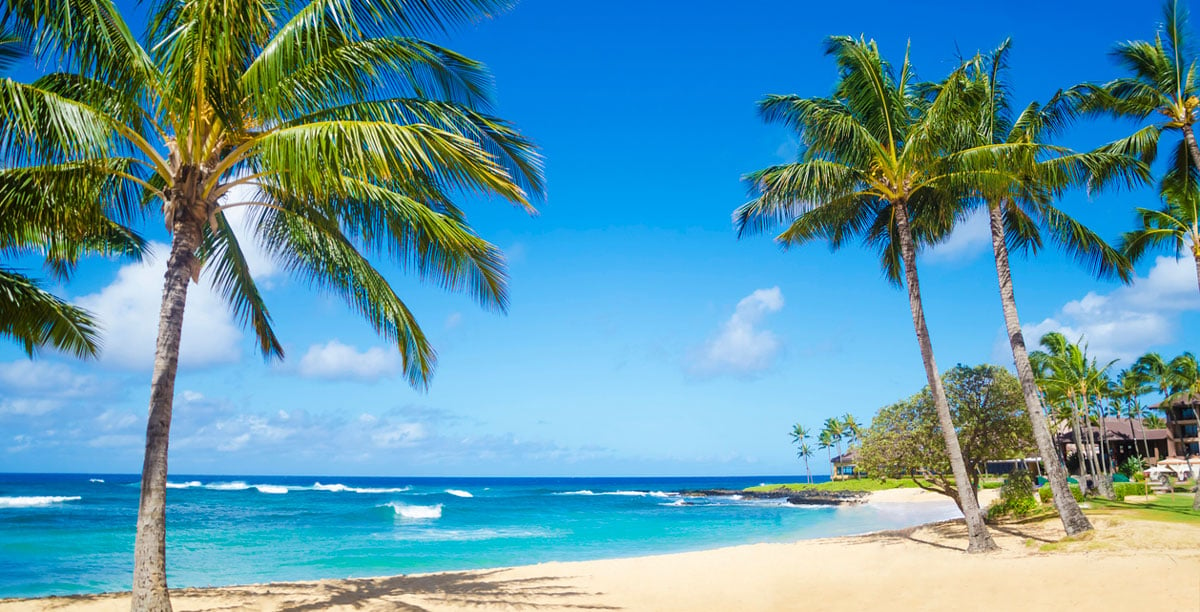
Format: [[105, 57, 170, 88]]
[[1055, 418, 1169, 444], [1149, 393, 1200, 409], [832, 449, 858, 464]]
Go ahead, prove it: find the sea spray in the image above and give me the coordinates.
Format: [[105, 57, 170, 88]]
[[386, 503, 443, 519]]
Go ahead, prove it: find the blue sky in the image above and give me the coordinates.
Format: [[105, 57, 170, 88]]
[[2, 0, 1199, 476]]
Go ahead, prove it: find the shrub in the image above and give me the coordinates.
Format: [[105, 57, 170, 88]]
[[1113, 482, 1149, 501], [1038, 482, 1084, 503], [1118, 456, 1146, 479], [988, 470, 1039, 520]]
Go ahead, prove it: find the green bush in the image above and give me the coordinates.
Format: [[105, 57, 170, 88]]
[[1038, 482, 1084, 503], [988, 471, 1039, 520], [1118, 456, 1146, 479], [1112, 482, 1149, 501]]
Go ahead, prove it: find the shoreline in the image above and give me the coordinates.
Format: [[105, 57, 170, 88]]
[[5, 488, 1123, 611]]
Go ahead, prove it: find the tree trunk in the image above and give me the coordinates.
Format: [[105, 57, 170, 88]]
[[1193, 249, 1200, 296], [805, 458, 812, 485], [894, 199, 996, 553], [1183, 124, 1200, 180], [131, 215, 202, 612], [1069, 404, 1089, 485], [987, 202, 1092, 534], [1080, 395, 1115, 499]]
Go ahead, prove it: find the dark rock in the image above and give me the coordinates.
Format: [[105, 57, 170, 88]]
[[785, 490, 868, 506]]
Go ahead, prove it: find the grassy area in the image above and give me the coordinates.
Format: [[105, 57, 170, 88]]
[[1085, 493, 1200, 525], [744, 479, 920, 493]]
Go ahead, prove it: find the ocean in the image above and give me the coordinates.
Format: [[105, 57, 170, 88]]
[[0, 473, 961, 598]]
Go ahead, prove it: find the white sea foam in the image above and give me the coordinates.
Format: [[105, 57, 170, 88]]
[[204, 481, 250, 491], [661, 499, 692, 507], [254, 485, 289, 494], [386, 503, 442, 519], [89, 478, 104, 483], [648, 491, 673, 498], [313, 482, 410, 494], [444, 489, 473, 498], [166, 481, 202, 489], [0, 496, 81, 508], [554, 489, 595, 496]]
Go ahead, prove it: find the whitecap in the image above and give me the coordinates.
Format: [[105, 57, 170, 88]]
[[386, 503, 442, 519], [89, 478, 104, 483], [313, 482, 410, 494], [553, 490, 595, 496], [204, 481, 250, 491], [0, 496, 81, 508], [253, 485, 288, 494], [444, 489, 473, 498], [166, 481, 202, 489]]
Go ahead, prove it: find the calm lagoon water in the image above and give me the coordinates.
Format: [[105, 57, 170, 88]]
[[0, 473, 961, 598]]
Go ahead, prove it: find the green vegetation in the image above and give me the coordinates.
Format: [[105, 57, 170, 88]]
[[1087, 494, 1200, 525], [1039, 483, 1085, 503], [987, 471, 1039, 521]]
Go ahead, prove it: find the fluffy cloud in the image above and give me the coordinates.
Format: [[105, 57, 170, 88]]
[[1013, 255, 1200, 363], [75, 242, 243, 370], [297, 340, 400, 381], [689, 287, 785, 378]]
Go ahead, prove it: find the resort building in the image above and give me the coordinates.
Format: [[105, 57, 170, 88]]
[[1054, 418, 1170, 467], [830, 449, 860, 480], [1152, 394, 1200, 457]]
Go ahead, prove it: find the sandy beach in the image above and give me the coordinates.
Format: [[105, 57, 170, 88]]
[[6, 488, 1198, 612]]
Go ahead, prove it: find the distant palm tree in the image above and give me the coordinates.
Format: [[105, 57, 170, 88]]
[[1162, 352, 1200, 511], [789, 423, 813, 484], [823, 417, 845, 459], [817, 429, 835, 476], [735, 37, 1000, 552], [2, 1, 542, 608], [840, 414, 861, 447], [1117, 368, 1154, 460], [1143, 413, 1168, 430]]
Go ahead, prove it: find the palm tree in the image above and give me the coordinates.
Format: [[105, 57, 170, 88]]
[[961, 42, 1146, 536], [823, 417, 845, 459], [1120, 178, 1200, 292], [3, 1, 542, 609], [817, 429, 835, 476], [735, 37, 999, 552], [1163, 352, 1200, 511], [790, 423, 813, 484], [1117, 368, 1154, 460], [1076, 1, 1200, 169], [840, 414, 861, 447], [0, 31, 145, 358]]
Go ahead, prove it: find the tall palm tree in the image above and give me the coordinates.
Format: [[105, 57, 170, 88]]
[[789, 423, 813, 484], [1120, 179, 1200, 293], [0, 31, 145, 358], [961, 42, 1146, 535], [2, 1, 542, 609], [735, 36, 999, 552]]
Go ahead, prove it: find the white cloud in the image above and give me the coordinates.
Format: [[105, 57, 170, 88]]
[[689, 287, 785, 378], [1013, 255, 1200, 363], [297, 340, 400, 381], [76, 242, 243, 370], [0, 360, 100, 396], [923, 208, 992, 263]]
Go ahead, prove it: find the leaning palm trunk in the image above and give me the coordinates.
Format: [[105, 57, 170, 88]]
[[895, 199, 996, 552], [987, 202, 1091, 534], [132, 213, 203, 611], [1068, 401, 1090, 486], [1079, 396, 1115, 499]]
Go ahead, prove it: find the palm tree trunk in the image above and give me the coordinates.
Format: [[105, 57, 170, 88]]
[[1069, 400, 1089, 484], [805, 457, 812, 485], [1184, 124, 1200, 178], [131, 215, 203, 612], [1081, 396, 1115, 499], [1192, 250, 1200, 295], [987, 202, 1092, 534], [894, 199, 996, 553]]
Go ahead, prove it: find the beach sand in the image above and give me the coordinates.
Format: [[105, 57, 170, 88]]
[[5, 489, 1198, 612]]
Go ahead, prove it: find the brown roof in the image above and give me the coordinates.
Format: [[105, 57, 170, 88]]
[[832, 449, 858, 464], [1149, 392, 1200, 409], [1055, 418, 1169, 444]]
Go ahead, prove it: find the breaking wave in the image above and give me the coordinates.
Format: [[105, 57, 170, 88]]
[[313, 482, 410, 494], [0, 496, 81, 508], [444, 489, 473, 498], [385, 503, 442, 519], [166, 481, 202, 489]]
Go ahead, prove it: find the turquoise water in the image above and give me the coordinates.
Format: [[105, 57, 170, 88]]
[[0, 473, 961, 598]]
